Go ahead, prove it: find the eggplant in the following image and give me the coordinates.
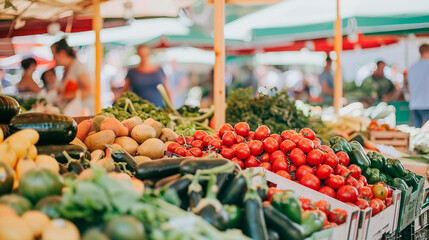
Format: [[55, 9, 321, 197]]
[[179, 158, 229, 175], [243, 190, 268, 240], [9, 113, 77, 144], [135, 158, 188, 180], [37, 144, 88, 164], [106, 145, 139, 172], [219, 174, 247, 205], [0, 95, 20, 124], [154, 174, 182, 188]]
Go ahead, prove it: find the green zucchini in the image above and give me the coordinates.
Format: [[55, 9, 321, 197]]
[[37, 144, 88, 164], [179, 158, 229, 175], [262, 203, 305, 240], [0, 95, 20, 124], [9, 113, 77, 144]]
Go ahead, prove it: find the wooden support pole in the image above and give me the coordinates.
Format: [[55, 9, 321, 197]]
[[213, 0, 226, 130], [93, 0, 102, 114], [333, 0, 343, 114]]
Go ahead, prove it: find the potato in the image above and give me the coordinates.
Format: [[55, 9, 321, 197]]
[[35, 155, 59, 173], [134, 156, 152, 164], [114, 137, 139, 155], [122, 116, 142, 134], [84, 130, 115, 152], [137, 138, 165, 159], [144, 118, 163, 138], [90, 150, 105, 163], [159, 128, 179, 142], [70, 138, 87, 150], [92, 115, 108, 132], [131, 124, 156, 144]]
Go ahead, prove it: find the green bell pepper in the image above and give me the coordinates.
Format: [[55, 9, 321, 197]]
[[363, 168, 381, 184], [270, 190, 302, 224], [403, 170, 419, 190], [330, 137, 353, 154], [391, 178, 408, 191], [379, 172, 393, 184], [367, 151, 385, 170], [301, 211, 324, 237], [224, 204, 242, 228], [383, 158, 407, 178]]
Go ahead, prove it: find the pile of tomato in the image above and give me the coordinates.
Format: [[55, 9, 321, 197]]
[[167, 122, 392, 216]]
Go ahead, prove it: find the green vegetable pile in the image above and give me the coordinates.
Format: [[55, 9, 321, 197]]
[[226, 88, 310, 133], [102, 92, 171, 126]]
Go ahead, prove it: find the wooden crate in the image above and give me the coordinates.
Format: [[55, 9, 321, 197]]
[[369, 131, 410, 152]]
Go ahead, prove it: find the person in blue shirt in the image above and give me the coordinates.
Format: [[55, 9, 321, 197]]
[[123, 45, 171, 108], [319, 57, 334, 105], [407, 44, 429, 127]]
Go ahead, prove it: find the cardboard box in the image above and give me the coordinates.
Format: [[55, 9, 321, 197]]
[[254, 168, 360, 240], [396, 175, 425, 232], [357, 190, 401, 240]]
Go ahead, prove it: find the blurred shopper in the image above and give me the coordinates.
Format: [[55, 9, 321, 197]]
[[361, 60, 399, 104], [407, 44, 429, 127], [18, 58, 42, 94], [319, 57, 334, 105], [164, 59, 188, 109], [123, 45, 171, 108], [40, 68, 59, 104], [51, 39, 93, 115]]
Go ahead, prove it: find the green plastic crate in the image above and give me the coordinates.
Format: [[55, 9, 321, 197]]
[[389, 101, 411, 125], [396, 175, 425, 232]]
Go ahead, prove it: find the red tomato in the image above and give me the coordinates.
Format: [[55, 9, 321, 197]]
[[167, 142, 181, 153], [323, 222, 338, 229], [234, 122, 250, 137], [219, 124, 233, 137], [255, 125, 271, 140], [345, 176, 360, 189], [387, 187, 393, 198], [189, 147, 203, 157], [359, 175, 368, 186], [174, 146, 186, 156], [319, 186, 336, 198], [272, 160, 288, 172], [296, 165, 315, 181], [314, 200, 331, 215], [358, 186, 373, 199], [374, 198, 386, 211], [298, 138, 314, 153], [222, 131, 237, 146], [323, 153, 339, 168], [244, 155, 259, 168], [213, 134, 221, 140], [280, 140, 296, 153], [267, 187, 279, 201], [276, 170, 291, 180], [289, 164, 297, 173], [316, 164, 334, 180], [290, 134, 304, 145], [369, 199, 381, 216], [269, 150, 286, 163], [193, 130, 208, 141], [236, 136, 245, 144], [328, 208, 348, 224], [313, 139, 322, 148], [356, 198, 370, 210], [263, 137, 280, 153], [307, 149, 325, 166], [248, 140, 264, 156], [260, 153, 270, 163], [300, 174, 321, 190], [289, 148, 307, 166], [336, 185, 358, 203], [247, 131, 255, 140], [300, 198, 315, 210], [385, 197, 393, 207], [185, 137, 194, 145], [259, 162, 271, 171], [299, 128, 316, 140], [348, 165, 362, 179], [202, 136, 215, 147], [270, 134, 283, 145], [336, 152, 350, 166], [191, 140, 204, 150], [220, 148, 235, 159], [208, 139, 222, 151], [334, 165, 347, 175], [281, 130, 297, 140], [320, 145, 335, 154], [372, 183, 388, 200], [326, 175, 345, 189], [230, 144, 238, 152], [176, 136, 185, 145], [231, 157, 244, 169], [235, 144, 250, 160], [338, 168, 351, 177]]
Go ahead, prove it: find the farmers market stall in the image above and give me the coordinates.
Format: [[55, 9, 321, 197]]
[[0, 89, 428, 240]]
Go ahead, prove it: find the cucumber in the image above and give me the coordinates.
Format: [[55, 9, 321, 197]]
[[9, 113, 77, 144]]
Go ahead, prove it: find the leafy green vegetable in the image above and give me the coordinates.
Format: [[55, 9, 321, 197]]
[[226, 88, 310, 133]]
